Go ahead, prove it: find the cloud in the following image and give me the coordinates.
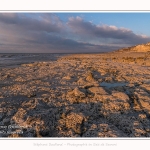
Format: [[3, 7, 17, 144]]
[[0, 13, 64, 33], [67, 16, 150, 45], [0, 13, 18, 24], [0, 13, 68, 52], [0, 30, 120, 53], [0, 14, 150, 53]]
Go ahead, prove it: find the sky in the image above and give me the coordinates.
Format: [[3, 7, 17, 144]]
[[0, 12, 150, 53]]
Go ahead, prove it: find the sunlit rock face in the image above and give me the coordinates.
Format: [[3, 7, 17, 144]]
[[116, 42, 150, 52]]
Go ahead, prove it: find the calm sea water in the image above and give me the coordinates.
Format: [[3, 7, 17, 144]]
[[0, 53, 68, 68]]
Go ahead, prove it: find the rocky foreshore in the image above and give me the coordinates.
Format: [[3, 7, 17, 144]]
[[0, 51, 150, 137]]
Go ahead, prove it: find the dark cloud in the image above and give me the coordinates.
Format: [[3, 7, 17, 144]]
[[0, 14, 150, 53], [0, 13, 18, 24], [0, 13, 64, 33], [21, 31, 124, 52], [0, 30, 121, 53], [67, 16, 150, 45]]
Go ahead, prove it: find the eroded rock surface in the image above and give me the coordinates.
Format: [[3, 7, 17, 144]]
[[0, 51, 150, 137]]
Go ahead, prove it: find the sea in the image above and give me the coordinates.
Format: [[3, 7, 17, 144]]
[[0, 53, 68, 69]]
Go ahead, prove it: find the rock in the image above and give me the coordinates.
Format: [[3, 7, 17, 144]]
[[27, 91, 36, 98], [88, 87, 108, 95], [0, 113, 4, 120], [140, 84, 150, 93], [138, 114, 147, 120], [99, 124, 109, 132], [73, 87, 86, 98], [59, 113, 85, 135], [7, 110, 16, 116], [39, 129, 50, 136], [86, 72, 95, 81], [63, 76, 71, 80], [128, 83, 135, 87], [77, 78, 86, 85], [82, 129, 98, 137], [3, 117, 10, 124], [112, 91, 129, 101]]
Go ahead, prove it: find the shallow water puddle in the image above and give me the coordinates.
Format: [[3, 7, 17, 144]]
[[100, 82, 127, 88]]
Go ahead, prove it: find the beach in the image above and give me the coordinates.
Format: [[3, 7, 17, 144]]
[[0, 51, 150, 137]]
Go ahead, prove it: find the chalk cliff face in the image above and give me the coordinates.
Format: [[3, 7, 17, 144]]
[[116, 42, 150, 52]]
